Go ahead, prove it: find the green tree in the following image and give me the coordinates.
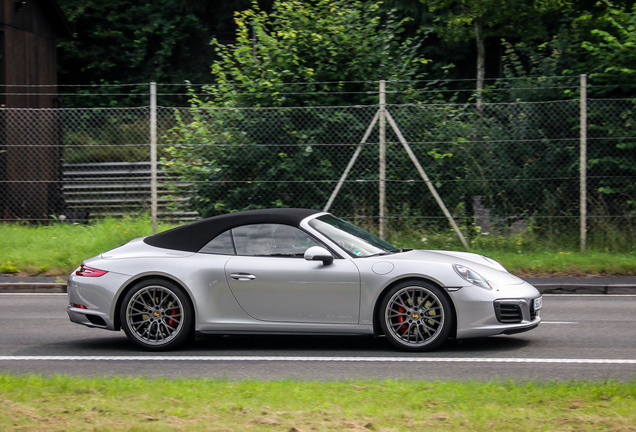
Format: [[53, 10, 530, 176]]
[[418, 0, 565, 107], [163, 0, 431, 217], [575, 4, 636, 214], [56, 0, 263, 106], [204, 0, 428, 107], [581, 4, 636, 75]]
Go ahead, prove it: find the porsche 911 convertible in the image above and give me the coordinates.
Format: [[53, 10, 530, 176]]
[[67, 208, 542, 351]]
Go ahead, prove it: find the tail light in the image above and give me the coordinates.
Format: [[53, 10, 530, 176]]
[[75, 265, 108, 277]]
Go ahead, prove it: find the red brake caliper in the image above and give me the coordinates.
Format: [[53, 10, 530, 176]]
[[167, 309, 177, 328], [396, 306, 407, 334]]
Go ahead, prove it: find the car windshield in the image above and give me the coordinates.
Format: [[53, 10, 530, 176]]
[[309, 214, 400, 257]]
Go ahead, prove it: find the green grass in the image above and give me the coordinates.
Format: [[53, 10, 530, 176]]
[[389, 225, 636, 276], [1, 375, 635, 431], [474, 250, 636, 276], [0, 217, 175, 277], [1, 218, 635, 277]]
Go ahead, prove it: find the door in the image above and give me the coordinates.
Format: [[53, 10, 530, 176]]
[[224, 224, 361, 324]]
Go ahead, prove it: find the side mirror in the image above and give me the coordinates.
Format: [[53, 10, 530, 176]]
[[304, 246, 334, 265]]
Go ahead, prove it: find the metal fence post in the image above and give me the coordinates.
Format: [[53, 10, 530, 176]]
[[150, 82, 158, 234], [580, 74, 587, 252], [379, 80, 386, 239]]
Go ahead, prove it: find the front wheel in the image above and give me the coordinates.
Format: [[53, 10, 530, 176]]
[[120, 279, 194, 350], [379, 281, 453, 352]]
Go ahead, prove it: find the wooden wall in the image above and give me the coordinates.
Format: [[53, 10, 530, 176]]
[[0, 0, 69, 221]]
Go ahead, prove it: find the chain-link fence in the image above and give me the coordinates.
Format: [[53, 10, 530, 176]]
[[1, 78, 635, 246]]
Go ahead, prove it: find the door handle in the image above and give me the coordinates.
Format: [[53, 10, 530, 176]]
[[230, 273, 256, 281]]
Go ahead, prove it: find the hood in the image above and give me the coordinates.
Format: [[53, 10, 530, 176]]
[[388, 249, 525, 286]]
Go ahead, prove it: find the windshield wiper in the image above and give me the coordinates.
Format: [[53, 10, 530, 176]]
[[368, 248, 412, 257], [367, 251, 396, 257]]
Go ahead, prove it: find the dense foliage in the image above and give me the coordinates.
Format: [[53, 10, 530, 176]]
[[56, 0, 271, 106], [55, 0, 636, 234], [162, 0, 430, 216], [154, 0, 636, 224], [57, 0, 636, 95]]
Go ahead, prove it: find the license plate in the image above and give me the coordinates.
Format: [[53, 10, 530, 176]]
[[533, 297, 543, 311]]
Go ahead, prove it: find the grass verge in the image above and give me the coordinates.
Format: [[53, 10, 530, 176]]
[[1, 218, 635, 277], [1, 375, 635, 432], [0, 217, 174, 277]]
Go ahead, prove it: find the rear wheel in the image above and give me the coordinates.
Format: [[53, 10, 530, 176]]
[[120, 279, 194, 350], [379, 281, 453, 352]]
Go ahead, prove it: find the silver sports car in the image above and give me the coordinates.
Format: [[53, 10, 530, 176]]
[[67, 208, 542, 351]]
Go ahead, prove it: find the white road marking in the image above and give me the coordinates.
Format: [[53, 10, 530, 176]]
[[542, 294, 636, 297], [1, 356, 635, 364], [3, 293, 636, 297]]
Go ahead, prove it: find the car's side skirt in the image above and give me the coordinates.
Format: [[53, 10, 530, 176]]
[[196, 323, 374, 336]]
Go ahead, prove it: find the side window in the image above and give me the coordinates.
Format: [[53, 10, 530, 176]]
[[199, 230, 235, 255], [271, 224, 321, 257], [233, 224, 320, 257], [233, 224, 275, 256]]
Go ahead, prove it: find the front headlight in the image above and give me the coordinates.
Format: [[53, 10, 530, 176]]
[[453, 264, 492, 290]]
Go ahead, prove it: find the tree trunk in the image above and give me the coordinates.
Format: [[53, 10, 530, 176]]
[[474, 18, 485, 113], [470, 18, 486, 238]]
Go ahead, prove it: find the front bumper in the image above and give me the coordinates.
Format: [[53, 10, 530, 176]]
[[451, 281, 542, 339]]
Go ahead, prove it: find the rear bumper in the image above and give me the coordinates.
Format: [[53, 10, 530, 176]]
[[66, 269, 131, 331], [67, 306, 112, 330]]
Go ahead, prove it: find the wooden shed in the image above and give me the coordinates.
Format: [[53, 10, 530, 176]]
[[0, 0, 72, 221]]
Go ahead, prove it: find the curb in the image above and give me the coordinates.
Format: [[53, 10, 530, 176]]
[[536, 284, 636, 295], [1, 283, 636, 295], [0, 283, 67, 293]]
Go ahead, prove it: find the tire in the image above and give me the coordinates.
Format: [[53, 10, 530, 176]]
[[379, 280, 453, 352], [120, 279, 194, 351]]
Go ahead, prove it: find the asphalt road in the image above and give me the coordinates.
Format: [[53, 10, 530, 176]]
[[1, 293, 635, 381]]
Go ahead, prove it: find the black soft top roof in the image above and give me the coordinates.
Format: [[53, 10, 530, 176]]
[[144, 208, 322, 252]]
